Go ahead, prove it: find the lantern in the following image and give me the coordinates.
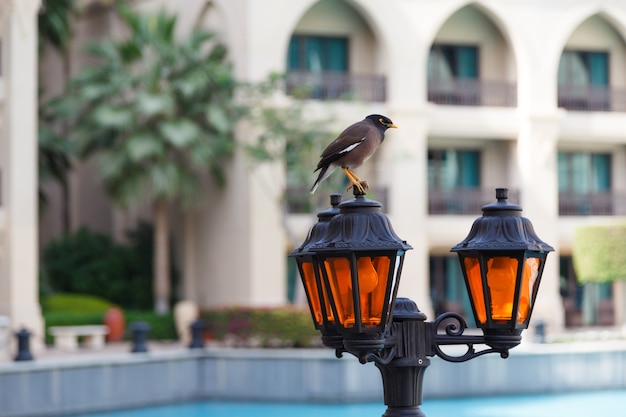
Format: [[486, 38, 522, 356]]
[[308, 191, 412, 357], [289, 194, 343, 349], [451, 188, 554, 349]]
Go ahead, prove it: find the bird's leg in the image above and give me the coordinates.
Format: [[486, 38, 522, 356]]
[[342, 167, 369, 194]]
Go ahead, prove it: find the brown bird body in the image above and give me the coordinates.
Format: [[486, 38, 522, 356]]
[[311, 114, 397, 194]]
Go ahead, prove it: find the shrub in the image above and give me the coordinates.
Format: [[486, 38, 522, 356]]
[[41, 293, 113, 314], [40, 223, 178, 310], [125, 311, 177, 340], [201, 307, 320, 348], [41, 293, 114, 345], [41, 227, 150, 308]]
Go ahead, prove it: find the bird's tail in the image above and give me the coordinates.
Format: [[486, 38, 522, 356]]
[[310, 166, 331, 194]]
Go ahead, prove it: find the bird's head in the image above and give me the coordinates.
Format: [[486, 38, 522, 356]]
[[366, 114, 398, 131]]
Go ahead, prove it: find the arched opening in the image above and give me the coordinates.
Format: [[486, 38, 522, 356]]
[[557, 14, 626, 112], [427, 4, 517, 107], [285, 0, 386, 102]]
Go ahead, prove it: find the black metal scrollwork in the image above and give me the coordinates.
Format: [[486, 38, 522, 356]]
[[432, 312, 509, 363]]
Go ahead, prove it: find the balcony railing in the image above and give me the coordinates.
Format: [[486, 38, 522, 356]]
[[286, 185, 388, 214], [429, 188, 520, 215], [558, 85, 626, 112], [285, 71, 386, 102], [428, 78, 517, 107], [559, 191, 626, 216]]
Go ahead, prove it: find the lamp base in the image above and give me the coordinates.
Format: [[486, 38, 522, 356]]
[[343, 334, 386, 364], [321, 334, 345, 351], [483, 328, 522, 351]]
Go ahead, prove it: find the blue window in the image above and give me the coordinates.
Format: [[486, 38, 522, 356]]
[[558, 152, 611, 193], [428, 149, 480, 189], [288, 35, 348, 72], [558, 51, 609, 87], [428, 44, 478, 80], [430, 256, 474, 325]]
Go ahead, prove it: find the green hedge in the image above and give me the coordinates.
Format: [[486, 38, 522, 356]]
[[41, 293, 114, 314], [39, 223, 179, 310], [201, 307, 320, 348], [41, 293, 177, 343]]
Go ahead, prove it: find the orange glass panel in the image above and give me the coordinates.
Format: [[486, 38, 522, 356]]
[[464, 257, 487, 324], [486, 257, 518, 322], [517, 257, 540, 324], [301, 262, 323, 324], [359, 256, 391, 327], [324, 257, 355, 327]]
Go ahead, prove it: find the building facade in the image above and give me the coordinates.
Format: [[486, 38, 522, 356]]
[[4, 0, 626, 342]]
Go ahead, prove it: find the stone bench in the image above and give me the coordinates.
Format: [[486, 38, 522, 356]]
[[49, 325, 109, 351]]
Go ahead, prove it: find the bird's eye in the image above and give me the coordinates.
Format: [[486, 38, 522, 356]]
[[379, 117, 386, 125]]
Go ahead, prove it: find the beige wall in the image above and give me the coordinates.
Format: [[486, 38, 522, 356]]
[[4, 0, 624, 341]]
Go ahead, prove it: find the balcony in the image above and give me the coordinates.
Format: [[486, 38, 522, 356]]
[[429, 188, 519, 215], [286, 186, 388, 214], [428, 78, 517, 107], [559, 191, 626, 216], [285, 71, 386, 102], [558, 85, 626, 112]]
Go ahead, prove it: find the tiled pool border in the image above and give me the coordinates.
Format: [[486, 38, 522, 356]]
[[0, 342, 625, 416]]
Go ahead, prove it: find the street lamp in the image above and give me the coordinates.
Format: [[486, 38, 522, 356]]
[[290, 187, 553, 417]]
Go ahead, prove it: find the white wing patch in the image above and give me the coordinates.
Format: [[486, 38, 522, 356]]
[[338, 137, 365, 154]]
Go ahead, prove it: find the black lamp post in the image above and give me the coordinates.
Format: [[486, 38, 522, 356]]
[[290, 187, 553, 417]]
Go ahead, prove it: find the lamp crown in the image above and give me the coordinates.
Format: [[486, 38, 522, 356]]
[[451, 188, 554, 252], [482, 187, 522, 214]]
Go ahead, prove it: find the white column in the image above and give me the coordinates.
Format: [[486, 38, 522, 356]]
[[0, 0, 44, 353], [384, 108, 433, 318], [516, 111, 564, 334]]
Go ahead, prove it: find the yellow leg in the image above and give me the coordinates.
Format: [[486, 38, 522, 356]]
[[341, 167, 369, 194]]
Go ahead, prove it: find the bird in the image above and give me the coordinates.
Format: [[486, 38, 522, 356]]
[[310, 114, 398, 194]]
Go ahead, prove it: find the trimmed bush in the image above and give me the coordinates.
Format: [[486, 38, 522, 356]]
[[41, 293, 113, 314], [125, 311, 177, 341], [201, 307, 320, 348]]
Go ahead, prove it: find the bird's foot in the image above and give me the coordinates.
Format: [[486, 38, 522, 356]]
[[347, 180, 369, 195]]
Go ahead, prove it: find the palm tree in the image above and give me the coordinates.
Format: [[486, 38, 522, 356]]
[[38, 0, 76, 222], [57, 6, 239, 313]]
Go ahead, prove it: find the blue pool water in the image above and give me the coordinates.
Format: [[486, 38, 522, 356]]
[[81, 390, 626, 417]]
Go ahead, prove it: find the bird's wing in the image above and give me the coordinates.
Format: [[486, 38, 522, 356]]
[[315, 124, 371, 170]]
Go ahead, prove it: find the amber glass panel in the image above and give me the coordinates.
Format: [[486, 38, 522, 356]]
[[359, 256, 391, 327], [463, 257, 487, 324], [301, 261, 323, 324], [324, 257, 355, 327], [517, 257, 540, 324], [486, 257, 518, 322]]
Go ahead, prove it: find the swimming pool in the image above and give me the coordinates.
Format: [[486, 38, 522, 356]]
[[81, 390, 625, 417]]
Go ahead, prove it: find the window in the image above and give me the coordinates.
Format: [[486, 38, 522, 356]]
[[429, 256, 474, 324], [558, 152, 611, 193], [428, 44, 479, 105], [558, 51, 609, 110], [428, 44, 478, 81], [288, 35, 348, 73], [560, 256, 613, 327], [558, 152, 612, 215], [428, 149, 480, 189], [428, 150, 482, 214], [558, 51, 608, 88]]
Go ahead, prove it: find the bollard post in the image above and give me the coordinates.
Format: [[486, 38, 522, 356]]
[[189, 319, 206, 349], [14, 328, 34, 361], [535, 320, 546, 343], [130, 321, 150, 353]]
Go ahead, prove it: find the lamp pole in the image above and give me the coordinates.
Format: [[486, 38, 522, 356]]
[[290, 187, 553, 417]]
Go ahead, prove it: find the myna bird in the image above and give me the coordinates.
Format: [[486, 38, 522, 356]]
[[310, 114, 398, 194]]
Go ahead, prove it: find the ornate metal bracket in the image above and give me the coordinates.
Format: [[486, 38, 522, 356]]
[[431, 312, 509, 362]]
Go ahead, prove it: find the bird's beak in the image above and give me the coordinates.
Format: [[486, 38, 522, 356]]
[[390, 123, 398, 129]]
